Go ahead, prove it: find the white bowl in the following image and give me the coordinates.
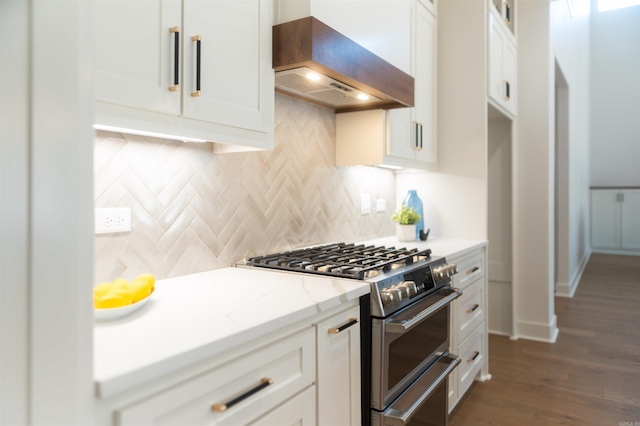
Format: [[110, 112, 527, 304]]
[[94, 291, 153, 321]]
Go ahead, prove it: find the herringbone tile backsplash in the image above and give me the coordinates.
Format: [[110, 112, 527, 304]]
[[94, 94, 396, 282]]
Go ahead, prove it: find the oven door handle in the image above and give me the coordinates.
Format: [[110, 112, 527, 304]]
[[385, 288, 462, 334], [380, 353, 461, 426]]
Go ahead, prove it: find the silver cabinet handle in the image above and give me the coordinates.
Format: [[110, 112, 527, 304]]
[[211, 378, 273, 412], [191, 35, 202, 97], [412, 122, 423, 151], [328, 317, 359, 334], [381, 354, 461, 426], [386, 288, 462, 334], [169, 26, 180, 92]]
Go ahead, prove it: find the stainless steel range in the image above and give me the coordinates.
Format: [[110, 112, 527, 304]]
[[243, 242, 462, 426]]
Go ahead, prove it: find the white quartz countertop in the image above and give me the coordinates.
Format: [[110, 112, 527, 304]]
[[359, 236, 487, 259], [93, 267, 369, 399]]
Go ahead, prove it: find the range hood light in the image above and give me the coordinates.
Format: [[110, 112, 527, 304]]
[[306, 72, 322, 82], [357, 94, 370, 101]]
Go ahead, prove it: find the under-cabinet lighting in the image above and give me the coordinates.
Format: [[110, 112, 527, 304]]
[[377, 164, 403, 170], [93, 124, 208, 143]]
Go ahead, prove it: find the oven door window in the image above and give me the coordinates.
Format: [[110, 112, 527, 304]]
[[387, 304, 449, 392]]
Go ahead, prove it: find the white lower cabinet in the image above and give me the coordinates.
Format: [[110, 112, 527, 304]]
[[96, 301, 360, 426], [448, 247, 489, 412], [315, 305, 361, 426], [591, 189, 640, 253]]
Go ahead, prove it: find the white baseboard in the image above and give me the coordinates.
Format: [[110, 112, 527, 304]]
[[556, 249, 591, 298], [515, 315, 558, 343], [591, 248, 640, 256]]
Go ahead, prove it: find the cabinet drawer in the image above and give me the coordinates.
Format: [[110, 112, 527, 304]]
[[456, 279, 484, 343], [250, 386, 316, 426], [451, 250, 485, 290], [457, 325, 484, 398], [117, 328, 315, 426]]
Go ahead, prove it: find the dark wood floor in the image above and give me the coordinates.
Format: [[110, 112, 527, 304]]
[[449, 254, 640, 426]]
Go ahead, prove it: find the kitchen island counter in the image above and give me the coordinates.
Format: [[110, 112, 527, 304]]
[[93, 266, 369, 399]]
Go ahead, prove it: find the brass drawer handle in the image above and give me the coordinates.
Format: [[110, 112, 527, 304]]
[[329, 318, 359, 334], [467, 351, 480, 363], [211, 378, 273, 412], [468, 266, 480, 274], [466, 304, 480, 314]]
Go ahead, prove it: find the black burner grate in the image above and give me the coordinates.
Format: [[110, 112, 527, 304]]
[[245, 242, 432, 280]]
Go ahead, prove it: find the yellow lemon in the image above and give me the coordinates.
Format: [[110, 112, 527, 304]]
[[134, 274, 155, 291], [93, 281, 111, 299], [130, 278, 152, 303], [94, 292, 131, 309]]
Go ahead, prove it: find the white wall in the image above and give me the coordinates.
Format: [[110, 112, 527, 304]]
[[590, 5, 640, 186], [514, 0, 591, 342]]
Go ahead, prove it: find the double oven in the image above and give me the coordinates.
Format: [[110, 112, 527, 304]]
[[242, 242, 461, 426]]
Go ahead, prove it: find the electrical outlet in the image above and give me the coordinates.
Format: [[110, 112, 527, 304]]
[[361, 194, 371, 215], [95, 207, 131, 234], [376, 199, 386, 212]]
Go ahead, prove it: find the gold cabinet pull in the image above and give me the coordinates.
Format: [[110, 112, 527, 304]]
[[329, 318, 359, 334], [211, 378, 274, 413], [191, 35, 202, 97], [503, 0, 511, 24], [467, 351, 480, 363], [504, 80, 511, 101], [466, 304, 480, 314], [169, 26, 180, 92]]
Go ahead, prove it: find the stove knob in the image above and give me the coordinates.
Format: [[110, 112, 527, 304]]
[[397, 281, 418, 297], [433, 263, 459, 282], [393, 284, 411, 299], [380, 287, 403, 306]]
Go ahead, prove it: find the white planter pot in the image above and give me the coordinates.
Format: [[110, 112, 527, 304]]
[[396, 224, 416, 242]]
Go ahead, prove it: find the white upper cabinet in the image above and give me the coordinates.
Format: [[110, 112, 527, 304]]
[[275, 0, 412, 74], [94, 0, 274, 151], [335, 1, 437, 171], [94, 0, 182, 116], [388, 3, 437, 167], [488, 5, 517, 118]]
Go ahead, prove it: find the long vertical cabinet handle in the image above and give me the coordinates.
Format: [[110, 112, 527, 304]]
[[503, 1, 511, 24], [413, 122, 423, 151], [191, 35, 202, 97], [169, 26, 180, 92], [504, 81, 511, 101]]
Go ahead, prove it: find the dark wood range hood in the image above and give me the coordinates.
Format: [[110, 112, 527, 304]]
[[272, 17, 414, 113]]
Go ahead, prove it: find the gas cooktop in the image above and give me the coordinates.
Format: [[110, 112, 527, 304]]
[[243, 242, 432, 280]]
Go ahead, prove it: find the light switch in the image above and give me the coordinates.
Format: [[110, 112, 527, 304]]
[[361, 194, 371, 215]]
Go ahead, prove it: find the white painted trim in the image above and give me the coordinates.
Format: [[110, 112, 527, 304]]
[[591, 249, 640, 256], [556, 248, 591, 298], [516, 315, 559, 343], [487, 329, 512, 337]]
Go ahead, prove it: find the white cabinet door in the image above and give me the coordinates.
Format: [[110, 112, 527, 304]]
[[94, 0, 181, 115], [182, 0, 273, 134], [316, 306, 361, 426], [487, 10, 516, 117], [413, 6, 437, 164], [621, 190, 640, 250], [387, 2, 437, 168], [591, 190, 621, 250]]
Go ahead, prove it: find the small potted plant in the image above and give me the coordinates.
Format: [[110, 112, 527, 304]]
[[391, 205, 422, 242]]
